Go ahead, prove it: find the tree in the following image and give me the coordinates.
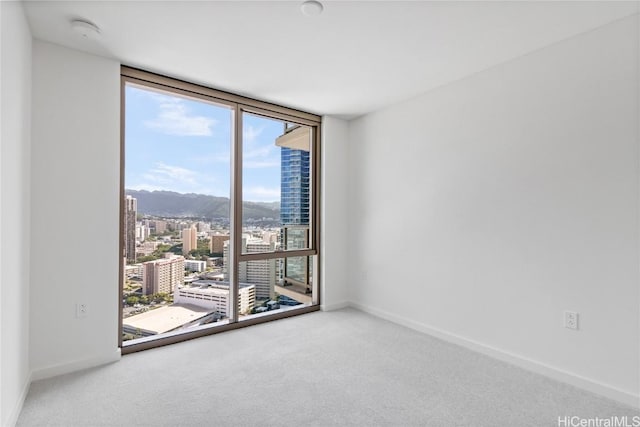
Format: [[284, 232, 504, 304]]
[[156, 244, 171, 253], [168, 244, 183, 255], [186, 239, 212, 259], [125, 296, 139, 305]]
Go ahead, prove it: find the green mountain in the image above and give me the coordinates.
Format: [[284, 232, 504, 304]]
[[125, 190, 279, 220]]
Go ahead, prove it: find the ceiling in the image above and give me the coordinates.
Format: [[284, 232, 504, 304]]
[[23, 1, 639, 119]]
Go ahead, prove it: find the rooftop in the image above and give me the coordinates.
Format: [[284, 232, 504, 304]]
[[122, 303, 211, 335]]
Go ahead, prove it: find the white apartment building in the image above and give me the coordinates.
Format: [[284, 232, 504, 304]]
[[173, 281, 256, 316], [124, 264, 143, 277], [184, 259, 206, 272], [135, 223, 150, 242], [223, 237, 278, 300]]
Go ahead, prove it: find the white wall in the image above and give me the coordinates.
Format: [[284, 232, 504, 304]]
[[348, 15, 639, 406], [321, 117, 349, 310], [31, 41, 120, 379], [0, 1, 32, 425]]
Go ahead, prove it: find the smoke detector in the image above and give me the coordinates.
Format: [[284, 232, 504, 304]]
[[300, 1, 323, 17], [71, 19, 101, 39]]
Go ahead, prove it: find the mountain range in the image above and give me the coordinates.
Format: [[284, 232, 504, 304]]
[[125, 189, 279, 220]]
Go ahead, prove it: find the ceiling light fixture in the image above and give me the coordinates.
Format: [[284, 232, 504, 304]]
[[70, 19, 101, 39], [300, 0, 323, 17]]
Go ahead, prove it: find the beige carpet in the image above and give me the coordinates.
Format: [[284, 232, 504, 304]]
[[17, 308, 639, 426]]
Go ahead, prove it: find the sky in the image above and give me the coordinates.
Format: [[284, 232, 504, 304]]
[[124, 84, 286, 203]]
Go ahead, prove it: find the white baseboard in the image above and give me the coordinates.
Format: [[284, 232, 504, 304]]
[[31, 348, 121, 382], [349, 302, 640, 410], [320, 301, 350, 311], [4, 371, 32, 427]]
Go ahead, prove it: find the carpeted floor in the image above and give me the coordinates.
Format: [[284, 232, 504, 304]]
[[17, 308, 639, 426]]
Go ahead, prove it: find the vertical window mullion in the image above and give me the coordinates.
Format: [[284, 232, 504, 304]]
[[312, 126, 321, 304], [229, 105, 243, 323]]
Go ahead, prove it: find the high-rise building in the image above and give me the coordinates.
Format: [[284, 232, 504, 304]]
[[210, 234, 230, 255], [197, 221, 211, 233], [182, 225, 197, 255], [151, 220, 167, 234], [276, 125, 311, 289], [142, 255, 185, 295], [223, 238, 277, 300], [124, 195, 137, 263], [243, 239, 278, 300], [278, 145, 310, 226], [136, 223, 149, 242]]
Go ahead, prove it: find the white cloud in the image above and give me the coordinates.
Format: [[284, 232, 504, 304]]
[[244, 186, 280, 202], [243, 125, 263, 143], [126, 183, 168, 192], [129, 162, 229, 197], [243, 160, 280, 169], [192, 153, 230, 165], [154, 162, 197, 183], [145, 95, 216, 136], [244, 145, 273, 159], [242, 128, 278, 168], [139, 162, 198, 187]]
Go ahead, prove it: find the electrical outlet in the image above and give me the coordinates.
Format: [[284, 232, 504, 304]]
[[76, 303, 88, 318], [564, 311, 578, 330]]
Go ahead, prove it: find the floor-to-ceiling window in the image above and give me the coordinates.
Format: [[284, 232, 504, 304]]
[[120, 67, 321, 353]]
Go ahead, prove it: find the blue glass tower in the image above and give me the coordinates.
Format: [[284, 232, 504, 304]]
[[280, 147, 310, 226]]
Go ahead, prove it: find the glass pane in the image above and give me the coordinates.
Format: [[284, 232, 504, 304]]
[[122, 83, 232, 343], [241, 113, 312, 254], [235, 255, 315, 321]]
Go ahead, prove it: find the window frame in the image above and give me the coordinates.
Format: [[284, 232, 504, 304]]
[[119, 66, 321, 353]]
